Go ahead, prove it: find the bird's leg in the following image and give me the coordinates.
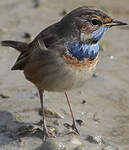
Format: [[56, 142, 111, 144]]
[[64, 92, 79, 134], [38, 89, 55, 141]]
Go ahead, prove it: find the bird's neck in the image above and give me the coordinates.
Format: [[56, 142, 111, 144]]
[[65, 41, 99, 61]]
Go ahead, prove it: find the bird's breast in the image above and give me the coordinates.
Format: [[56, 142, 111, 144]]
[[59, 54, 98, 91]]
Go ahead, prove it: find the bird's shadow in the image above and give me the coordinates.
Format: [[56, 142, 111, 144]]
[[0, 110, 74, 150], [0, 110, 44, 146]]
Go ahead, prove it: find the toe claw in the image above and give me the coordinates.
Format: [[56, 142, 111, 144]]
[[64, 122, 80, 135]]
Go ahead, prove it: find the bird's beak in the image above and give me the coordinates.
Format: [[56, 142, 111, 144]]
[[104, 20, 128, 27]]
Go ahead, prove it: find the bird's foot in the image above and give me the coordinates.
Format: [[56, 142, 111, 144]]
[[43, 127, 56, 141], [64, 122, 80, 135], [71, 123, 80, 135]]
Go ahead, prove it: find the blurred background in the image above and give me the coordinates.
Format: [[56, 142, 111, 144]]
[[0, 0, 129, 150]]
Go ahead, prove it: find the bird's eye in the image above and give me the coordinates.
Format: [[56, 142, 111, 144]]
[[91, 19, 102, 25]]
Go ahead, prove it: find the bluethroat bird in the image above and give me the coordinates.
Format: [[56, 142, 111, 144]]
[[1, 6, 127, 140]]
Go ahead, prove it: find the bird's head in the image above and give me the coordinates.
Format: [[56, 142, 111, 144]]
[[61, 6, 128, 65], [62, 6, 127, 44]]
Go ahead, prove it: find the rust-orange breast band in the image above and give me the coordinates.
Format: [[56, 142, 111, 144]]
[[63, 55, 98, 69]]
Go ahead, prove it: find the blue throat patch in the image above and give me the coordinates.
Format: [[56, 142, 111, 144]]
[[65, 27, 108, 61], [92, 26, 108, 40], [66, 42, 99, 61]]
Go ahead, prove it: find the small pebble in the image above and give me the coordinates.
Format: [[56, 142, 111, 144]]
[[58, 143, 66, 150], [81, 112, 87, 115], [86, 135, 106, 145], [22, 32, 31, 39], [92, 73, 97, 78], [85, 135, 98, 144], [110, 55, 114, 60], [81, 100, 86, 104], [0, 94, 10, 99], [94, 136, 103, 145], [76, 120, 84, 126], [33, 0, 40, 8]]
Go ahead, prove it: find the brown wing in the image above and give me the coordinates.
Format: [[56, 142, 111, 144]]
[[31, 22, 65, 48], [2, 17, 69, 70]]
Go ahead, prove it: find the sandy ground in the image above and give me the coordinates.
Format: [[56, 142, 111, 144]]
[[0, 0, 129, 150]]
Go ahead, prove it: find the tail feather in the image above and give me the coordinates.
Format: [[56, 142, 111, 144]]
[[1, 40, 28, 52], [1, 40, 29, 70]]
